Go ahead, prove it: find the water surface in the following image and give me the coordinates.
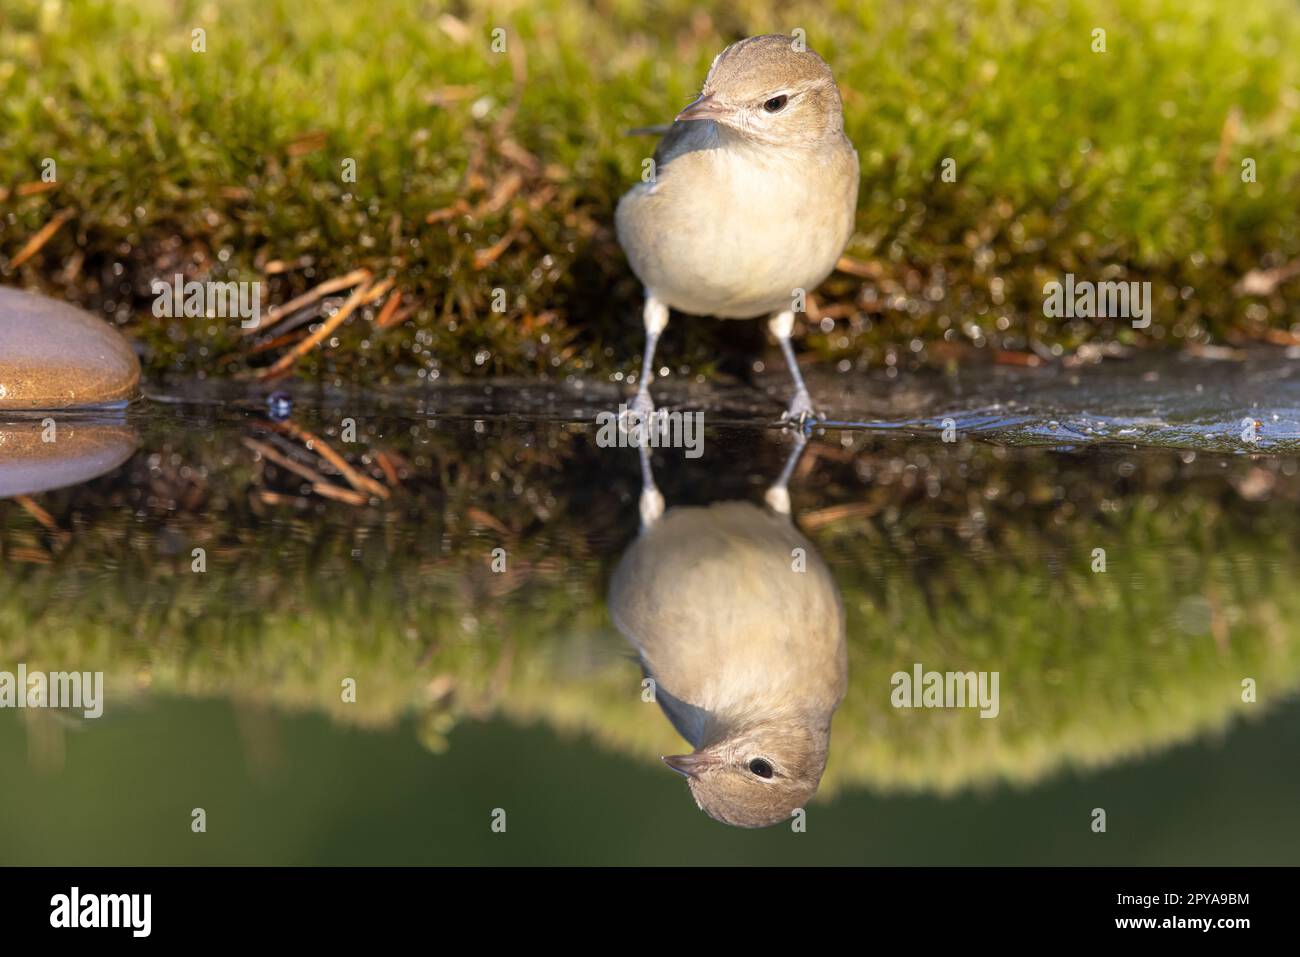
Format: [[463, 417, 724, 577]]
[[2, 357, 1299, 864]]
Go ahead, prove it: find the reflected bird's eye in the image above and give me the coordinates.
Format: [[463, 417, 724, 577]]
[[763, 95, 788, 113], [748, 758, 774, 778]]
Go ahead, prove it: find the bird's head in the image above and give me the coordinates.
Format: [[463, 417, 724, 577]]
[[675, 35, 845, 148]]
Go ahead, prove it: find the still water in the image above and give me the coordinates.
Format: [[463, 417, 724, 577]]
[[2, 356, 1299, 864]]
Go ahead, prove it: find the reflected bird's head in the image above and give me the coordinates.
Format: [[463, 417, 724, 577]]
[[663, 713, 831, 829]]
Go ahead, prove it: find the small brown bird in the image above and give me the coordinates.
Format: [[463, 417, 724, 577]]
[[608, 436, 848, 827], [616, 35, 860, 423]]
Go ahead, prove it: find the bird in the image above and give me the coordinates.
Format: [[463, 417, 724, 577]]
[[615, 34, 860, 424], [607, 435, 847, 827]]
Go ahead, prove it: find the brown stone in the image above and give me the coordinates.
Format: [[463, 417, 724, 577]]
[[0, 286, 141, 409], [0, 420, 138, 498]]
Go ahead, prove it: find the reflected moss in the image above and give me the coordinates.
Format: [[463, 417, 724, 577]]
[[1, 416, 1297, 798]]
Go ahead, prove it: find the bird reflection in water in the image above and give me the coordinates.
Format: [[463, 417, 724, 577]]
[[609, 433, 847, 827]]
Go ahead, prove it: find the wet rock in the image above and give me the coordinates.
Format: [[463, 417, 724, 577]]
[[0, 287, 140, 409]]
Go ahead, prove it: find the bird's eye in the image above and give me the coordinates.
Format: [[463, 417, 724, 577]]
[[748, 758, 775, 778], [763, 95, 788, 113]]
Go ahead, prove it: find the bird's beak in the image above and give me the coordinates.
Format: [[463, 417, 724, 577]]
[[675, 93, 730, 124], [662, 752, 721, 779]]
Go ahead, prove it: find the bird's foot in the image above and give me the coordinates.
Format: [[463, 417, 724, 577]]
[[620, 391, 665, 444], [630, 389, 655, 423], [780, 389, 821, 431]]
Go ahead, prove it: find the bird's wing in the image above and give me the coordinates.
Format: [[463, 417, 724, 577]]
[[642, 659, 711, 749], [652, 121, 700, 168], [626, 123, 673, 137]]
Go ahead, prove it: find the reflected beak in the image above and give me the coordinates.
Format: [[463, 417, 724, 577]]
[[662, 752, 720, 779], [675, 93, 730, 124]]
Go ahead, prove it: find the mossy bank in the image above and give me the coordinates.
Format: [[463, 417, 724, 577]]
[[2, 0, 1298, 386]]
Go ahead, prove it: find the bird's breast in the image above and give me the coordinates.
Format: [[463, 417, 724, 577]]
[[608, 503, 848, 719], [616, 140, 858, 319]]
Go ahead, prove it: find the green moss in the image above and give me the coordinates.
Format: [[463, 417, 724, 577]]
[[1, 0, 1298, 383]]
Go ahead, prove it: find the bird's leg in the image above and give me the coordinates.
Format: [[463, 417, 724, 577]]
[[767, 309, 818, 426], [627, 293, 667, 530], [638, 438, 665, 530], [632, 293, 669, 426], [764, 428, 808, 516]]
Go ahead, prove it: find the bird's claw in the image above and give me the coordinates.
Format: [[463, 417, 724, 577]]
[[780, 390, 821, 431], [629, 390, 655, 423], [620, 391, 665, 443]]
